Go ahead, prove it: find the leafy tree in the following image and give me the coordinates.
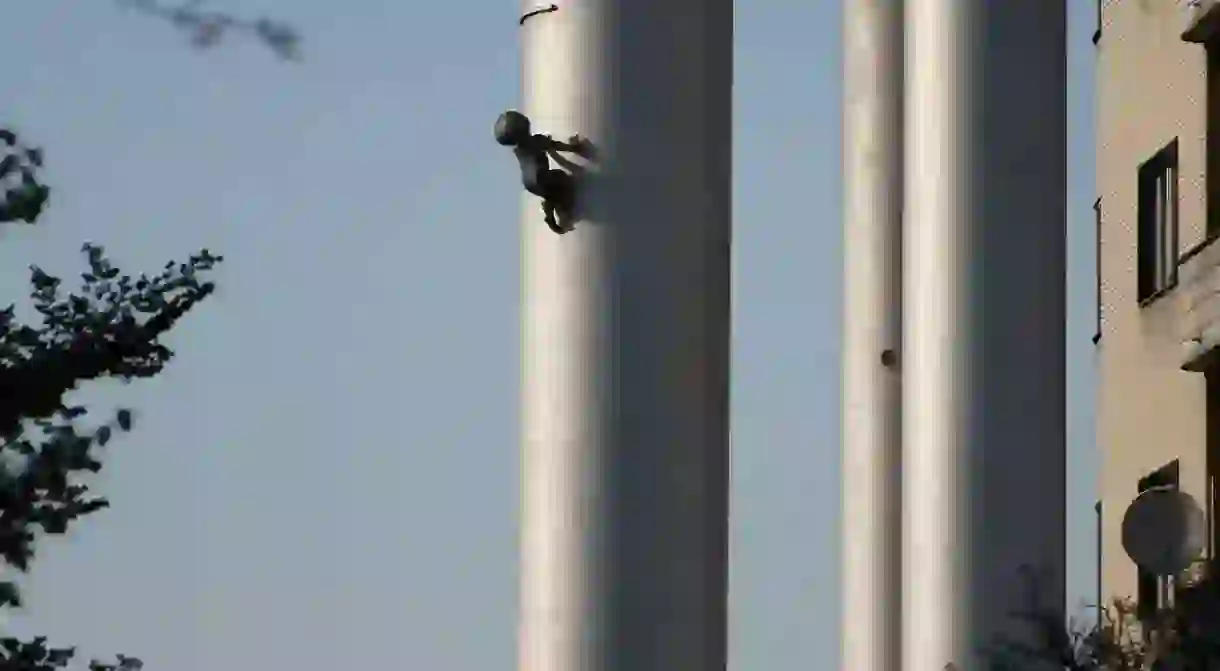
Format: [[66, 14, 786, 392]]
[[0, 2, 299, 668], [0, 122, 221, 671], [117, 0, 301, 60]]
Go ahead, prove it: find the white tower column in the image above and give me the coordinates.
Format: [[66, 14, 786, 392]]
[[517, 0, 733, 670], [840, 0, 903, 669], [902, 2, 1066, 670]]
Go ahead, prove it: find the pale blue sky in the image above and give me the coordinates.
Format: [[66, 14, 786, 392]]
[[0, 1, 1097, 669]]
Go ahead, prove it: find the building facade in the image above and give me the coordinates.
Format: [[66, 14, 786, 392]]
[[1097, 0, 1220, 612]]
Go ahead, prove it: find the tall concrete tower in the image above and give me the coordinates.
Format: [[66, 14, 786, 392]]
[[840, 0, 903, 670], [515, 0, 733, 670], [902, 2, 1066, 670]]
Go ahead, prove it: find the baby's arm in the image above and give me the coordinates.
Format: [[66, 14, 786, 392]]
[[544, 134, 586, 153]]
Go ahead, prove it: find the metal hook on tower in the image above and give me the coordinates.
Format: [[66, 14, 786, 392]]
[[520, 4, 558, 25]]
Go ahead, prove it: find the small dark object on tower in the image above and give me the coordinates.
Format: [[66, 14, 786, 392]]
[[495, 110, 586, 235], [880, 349, 898, 368]]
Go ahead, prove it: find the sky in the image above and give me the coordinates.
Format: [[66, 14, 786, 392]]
[[0, 1, 1098, 669]]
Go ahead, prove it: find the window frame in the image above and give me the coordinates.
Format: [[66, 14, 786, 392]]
[[1094, 197, 1102, 344], [1093, 0, 1102, 45], [1137, 139, 1180, 305], [1095, 500, 1103, 619]]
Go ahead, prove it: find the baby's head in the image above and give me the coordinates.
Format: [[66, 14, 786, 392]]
[[494, 110, 531, 147]]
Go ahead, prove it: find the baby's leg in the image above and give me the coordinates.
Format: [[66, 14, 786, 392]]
[[550, 170, 575, 203], [544, 170, 576, 231], [541, 200, 565, 234]]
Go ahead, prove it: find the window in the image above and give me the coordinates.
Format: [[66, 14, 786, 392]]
[[1093, 0, 1102, 45], [1094, 198, 1102, 344], [1137, 140, 1179, 303], [1209, 45, 1220, 235], [1136, 460, 1180, 621], [1208, 374, 1220, 561], [1095, 500, 1103, 618]]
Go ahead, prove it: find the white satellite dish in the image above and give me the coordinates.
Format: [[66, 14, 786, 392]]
[[1121, 486, 1207, 577]]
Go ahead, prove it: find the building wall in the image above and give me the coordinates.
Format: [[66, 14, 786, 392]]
[[1097, 0, 1209, 602]]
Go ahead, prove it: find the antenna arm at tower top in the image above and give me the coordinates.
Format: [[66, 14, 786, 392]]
[[520, 4, 559, 26]]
